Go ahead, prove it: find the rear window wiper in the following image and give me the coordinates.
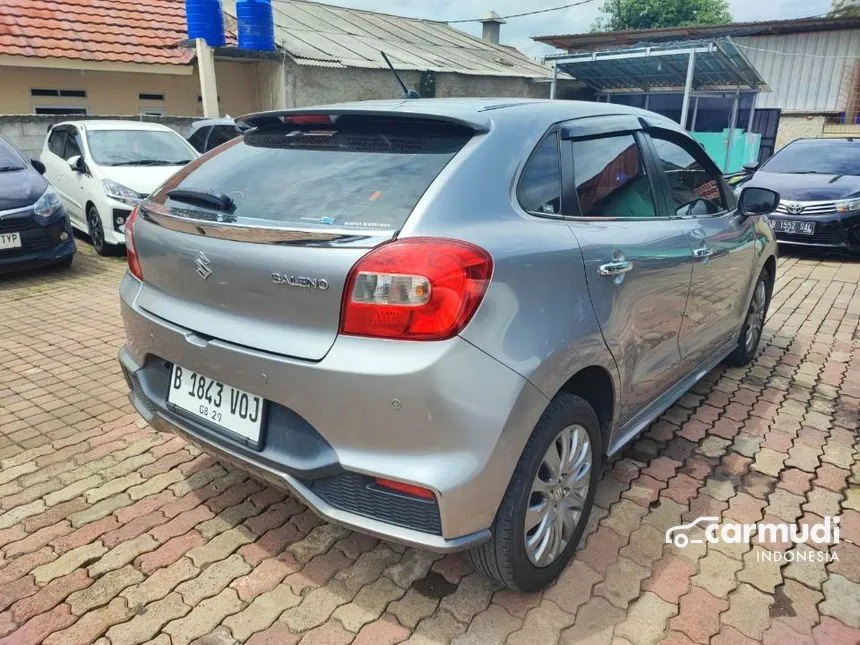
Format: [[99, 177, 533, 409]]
[[167, 189, 236, 213]]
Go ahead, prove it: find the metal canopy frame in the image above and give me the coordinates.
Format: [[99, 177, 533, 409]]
[[547, 37, 768, 170]]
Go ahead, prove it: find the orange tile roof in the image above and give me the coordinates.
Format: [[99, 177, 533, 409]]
[[0, 0, 197, 65]]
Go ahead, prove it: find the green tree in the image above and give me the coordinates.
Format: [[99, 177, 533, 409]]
[[828, 0, 860, 18], [592, 0, 733, 31]]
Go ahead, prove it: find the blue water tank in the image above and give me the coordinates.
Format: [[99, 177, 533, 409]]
[[186, 0, 225, 47], [237, 0, 275, 51]]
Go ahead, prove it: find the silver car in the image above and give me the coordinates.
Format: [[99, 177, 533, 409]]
[[119, 99, 779, 591]]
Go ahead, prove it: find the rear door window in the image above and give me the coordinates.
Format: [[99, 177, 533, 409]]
[[152, 117, 472, 231], [572, 134, 658, 218]]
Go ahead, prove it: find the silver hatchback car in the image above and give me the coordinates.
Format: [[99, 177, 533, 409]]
[[119, 99, 779, 591]]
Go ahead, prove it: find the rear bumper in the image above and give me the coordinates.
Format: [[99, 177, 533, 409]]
[[768, 211, 860, 252], [0, 210, 75, 270], [119, 273, 547, 549]]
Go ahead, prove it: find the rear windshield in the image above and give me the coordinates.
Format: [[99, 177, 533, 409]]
[[761, 140, 860, 176], [150, 117, 472, 231]]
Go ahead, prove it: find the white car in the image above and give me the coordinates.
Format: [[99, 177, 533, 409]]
[[41, 121, 198, 255]]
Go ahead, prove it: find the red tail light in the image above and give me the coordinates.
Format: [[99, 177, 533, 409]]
[[125, 205, 143, 281], [340, 237, 493, 341]]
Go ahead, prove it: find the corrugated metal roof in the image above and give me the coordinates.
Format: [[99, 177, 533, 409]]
[[735, 31, 860, 112], [535, 16, 860, 52], [222, 0, 554, 79], [549, 39, 768, 92]]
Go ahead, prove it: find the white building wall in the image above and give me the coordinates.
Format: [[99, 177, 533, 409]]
[[735, 29, 860, 113]]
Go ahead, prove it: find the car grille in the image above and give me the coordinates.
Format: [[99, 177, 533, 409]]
[[775, 200, 836, 216], [811, 228, 845, 246], [306, 472, 443, 535], [0, 214, 54, 256]]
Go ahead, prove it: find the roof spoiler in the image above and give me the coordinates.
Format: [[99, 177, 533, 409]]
[[237, 108, 491, 133]]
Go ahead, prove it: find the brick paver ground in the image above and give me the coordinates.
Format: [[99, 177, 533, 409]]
[[0, 243, 858, 645]]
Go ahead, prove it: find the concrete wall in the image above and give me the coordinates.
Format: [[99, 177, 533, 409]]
[[0, 60, 261, 118], [774, 115, 827, 149], [773, 114, 860, 150], [284, 64, 551, 107], [0, 114, 198, 159]]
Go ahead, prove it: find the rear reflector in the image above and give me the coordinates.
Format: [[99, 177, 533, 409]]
[[374, 478, 435, 499], [340, 237, 492, 341], [125, 205, 143, 281]]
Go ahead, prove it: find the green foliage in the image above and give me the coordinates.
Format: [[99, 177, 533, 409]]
[[592, 0, 733, 31], [828, 0, 860, 18]]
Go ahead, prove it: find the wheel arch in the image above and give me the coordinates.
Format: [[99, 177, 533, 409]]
[[554, 365, 615, 454]]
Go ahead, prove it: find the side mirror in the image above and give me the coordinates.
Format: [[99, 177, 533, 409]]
[[742, 162, 759, 173], [739, 186, 779, 217], [31, 159, 46, 175], [67, 155, 84, 173]]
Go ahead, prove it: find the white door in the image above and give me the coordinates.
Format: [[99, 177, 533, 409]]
[[61, 128, 87, 223]]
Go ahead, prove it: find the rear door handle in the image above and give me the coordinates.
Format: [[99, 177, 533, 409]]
[[692, 247, 713, 261], [598, 259, 634, 276]]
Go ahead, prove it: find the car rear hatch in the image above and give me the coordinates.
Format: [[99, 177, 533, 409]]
[[132, 111, 479, 360]]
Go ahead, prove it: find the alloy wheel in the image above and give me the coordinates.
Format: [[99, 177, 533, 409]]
[[87, 208, 105, 254], [745, 278, 767, 353], [524, 424, 592, 567]]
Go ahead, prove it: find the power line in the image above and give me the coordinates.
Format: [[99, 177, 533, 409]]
[[447, 0, 601, 24]]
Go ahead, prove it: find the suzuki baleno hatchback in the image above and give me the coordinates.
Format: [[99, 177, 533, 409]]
[[119, 99, 779, 591]]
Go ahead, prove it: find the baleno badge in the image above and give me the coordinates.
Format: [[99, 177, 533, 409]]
[[272, 273, 329, 290]]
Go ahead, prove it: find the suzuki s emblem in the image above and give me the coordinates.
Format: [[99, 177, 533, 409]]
[[786, 202, 804, 215], [194, 252, 213, 280]]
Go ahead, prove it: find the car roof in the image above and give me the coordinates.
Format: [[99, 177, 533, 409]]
[[52, 120, 177, 133], [240, 98, 683, 134], [190, 118, 237, 129]]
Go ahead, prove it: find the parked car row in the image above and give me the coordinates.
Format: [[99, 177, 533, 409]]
[[0, 117, 249, 272]]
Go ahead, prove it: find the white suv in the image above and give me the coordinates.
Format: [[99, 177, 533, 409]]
[[41, 121, 198, 255]]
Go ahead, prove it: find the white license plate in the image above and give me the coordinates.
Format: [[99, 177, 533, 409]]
[[168, 365, 263, 443], [0, 233, 21, 250], [773, 219, 815, 236]]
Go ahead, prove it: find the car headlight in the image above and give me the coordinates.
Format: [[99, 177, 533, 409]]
[[835, 198, 860, 213], [103, 179, 143, 206], [33, 187, 63, 218]]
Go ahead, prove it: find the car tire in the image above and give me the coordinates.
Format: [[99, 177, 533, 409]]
[[86, 205, 114, 256], [725, 267, 772, 367], [468, 393, 602, 592]]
